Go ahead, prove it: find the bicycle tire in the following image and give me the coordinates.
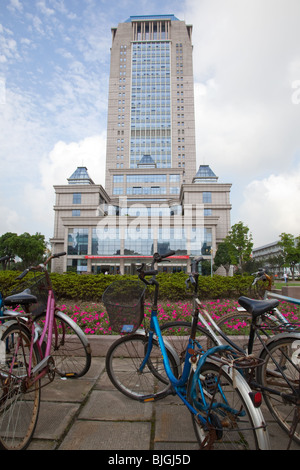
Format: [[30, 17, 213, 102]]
[[188, 360, 270, 450], [105, 333, 178, 400], [0, 322, 41, 450], [160, 321, 218, 376], [35, 310, 91, 378], [256, 333, 300, 444], [213, 310, 280, 356]]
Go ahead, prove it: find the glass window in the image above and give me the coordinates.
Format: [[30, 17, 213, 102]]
[[72, 210, 81, 217], [113, 187, 124, 195], [92, 228, 121, 256], [73, 193, 81, 204], [204, 209, 212, 216], [170, 187, 179, 194], [127, 174, 166, 183], [113, 175, 124, 183], [190, 228, 212, 256], [157, 228, 187, 255], [68, 228, 88, 255], [203, 192, 212, 203], [124, 228, 153, 256], [67, 259, 87, 273], [169, 174, 180, 182], [130, 42, 171, 167]]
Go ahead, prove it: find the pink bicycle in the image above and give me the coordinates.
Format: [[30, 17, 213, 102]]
[[0, 252, 91, 450]]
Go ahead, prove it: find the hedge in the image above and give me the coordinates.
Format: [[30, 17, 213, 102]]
[[0, 270, 256, 302]]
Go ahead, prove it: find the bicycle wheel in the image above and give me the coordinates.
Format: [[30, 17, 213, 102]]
[[188, 360, 270, 450], [257, 333, 300, 444], [214, 311, 280, 355], [105, 333, 178, 400], [0, 323, 41, 450], [35, 310, 91, 378], [160, 321, 218, 376]]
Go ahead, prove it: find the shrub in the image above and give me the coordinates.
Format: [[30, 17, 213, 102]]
[[0, 270, 254, 302]]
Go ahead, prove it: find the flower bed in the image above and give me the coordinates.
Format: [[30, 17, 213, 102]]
[[57, 299, 300, 335]]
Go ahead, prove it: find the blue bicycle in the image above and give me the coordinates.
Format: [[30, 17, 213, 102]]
[[104, 252, 270, 450]]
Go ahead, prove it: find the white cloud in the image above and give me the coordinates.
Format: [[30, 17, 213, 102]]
[[182, 0, 300, 246], [39, 134, 107, 189], [0, 205, 25, 234], [36, 1, 55, 17], [0, 111, 106, 240], [7, 0, 23, 13], [21, 134, 107, 240], [239, 166, 300, 246], [189, 0, 300, 174]]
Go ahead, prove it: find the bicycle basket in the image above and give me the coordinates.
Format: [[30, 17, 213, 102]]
[[102, 280, 146, 334], [10, 273, 49, 316]]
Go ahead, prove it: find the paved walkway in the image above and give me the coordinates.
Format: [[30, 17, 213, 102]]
[[27, 337, 300, 452]]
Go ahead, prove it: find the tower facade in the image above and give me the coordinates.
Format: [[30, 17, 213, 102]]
[[105, 15, 196, 199]]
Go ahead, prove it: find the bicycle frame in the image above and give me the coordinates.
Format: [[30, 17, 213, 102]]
[[187, 272, 300, 406], [26, 287, 56, 385], [137, 254, 248, 422], [264, 290, 300, 328], [2, 252, 66, 388], [248, 268, 300, 329]]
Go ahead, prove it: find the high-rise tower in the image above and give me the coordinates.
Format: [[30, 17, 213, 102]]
[[105, 15, 196, 200]]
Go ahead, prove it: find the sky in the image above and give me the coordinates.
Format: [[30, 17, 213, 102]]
[[0, 0, 300, 249]]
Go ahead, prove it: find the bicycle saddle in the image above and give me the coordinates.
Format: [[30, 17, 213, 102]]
[[4, 289, 37, 307], [238, 296, 279, 318]]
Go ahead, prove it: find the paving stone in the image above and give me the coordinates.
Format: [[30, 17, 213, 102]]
[[59, 421, 151, 450], [79, 389, 153, 421], [33, 402, 80, 440], [12, 338, 300, 451], [154, 403, 196, 443]]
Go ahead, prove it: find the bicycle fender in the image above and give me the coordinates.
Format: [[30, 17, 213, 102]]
[[211, 359, 271, 450], [258, 331, 300, 369], [260, 331, 300, 350], [0, 319, 32, 355], [0, 319, 23, 334], [227, 363, 270, 449], [55, 310, 91, 349]]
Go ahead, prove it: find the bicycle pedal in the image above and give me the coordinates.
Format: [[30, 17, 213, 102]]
[[6, 360, 22, 369], [204, 374, 218, 394]]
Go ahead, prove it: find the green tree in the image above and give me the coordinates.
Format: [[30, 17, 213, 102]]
[[225, 222, 253, 273], [0, 232, 17, 269], [214, 242, 232, 276], [0, 232, 47, 268], [278, 233, 300, 280]]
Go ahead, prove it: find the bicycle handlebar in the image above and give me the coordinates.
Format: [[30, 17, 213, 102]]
[[137, 251, 175, 283], [153, 250, 176, 263], [52, 251, 66, 259], [16, 252, 66, 280], [0, 255, 11, 262]]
